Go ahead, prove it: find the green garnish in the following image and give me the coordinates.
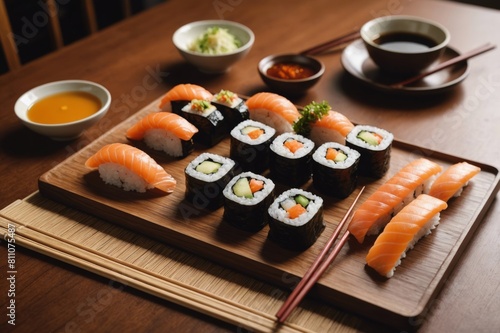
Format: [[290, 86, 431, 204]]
[[191, 99, 211, 112], [292, 101, 330, 136], [215, 89, 237, 103]]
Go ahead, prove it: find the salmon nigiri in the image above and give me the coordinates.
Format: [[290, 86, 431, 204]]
[[310, 110, 354, 145], [85, 143, 176, 193], [366, 194, 448, 278], [292, 101, 354, 145], [245, 92, 300, 134], [348, 158, 442, 243], [158, 83, 213, 112], [126, 112, 198, 157], [429, 162, 481, 202]]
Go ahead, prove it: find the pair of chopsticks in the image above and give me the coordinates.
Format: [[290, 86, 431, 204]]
[[300, 30, 361, 56], [275, 186, 365, 323], [390, 42, 496, 87], [299, 30, 496, 87]]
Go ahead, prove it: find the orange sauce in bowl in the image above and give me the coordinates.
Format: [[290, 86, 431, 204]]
[[266, 63, 316, 80], [27, 91, 102, 124]]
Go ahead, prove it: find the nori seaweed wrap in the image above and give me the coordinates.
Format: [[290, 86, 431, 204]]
[[312, 142, 360, 198], [185, 153, 236, 210], [181, 99, 227, 147], [269, 133, 315, 186], [223, 172, 275, 231], [212, 90, 249, 129], [268, 189, 324, 251], [346, 124, 393, 179], [170, 100, 190, 114], [229, 119, 276, 173]]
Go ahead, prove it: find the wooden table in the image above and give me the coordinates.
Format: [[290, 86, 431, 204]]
[[1, 0, 499, 331]]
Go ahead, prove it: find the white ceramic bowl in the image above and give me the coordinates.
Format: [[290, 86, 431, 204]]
[[173, 20, 255, 73], [15, 80, 111, 141], [361, 15, 450, 75]]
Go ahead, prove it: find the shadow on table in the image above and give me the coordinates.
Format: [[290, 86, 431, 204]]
[[158, 61, 233, 88], [0, 126, 68, 158], [335, 71, 465, 111]]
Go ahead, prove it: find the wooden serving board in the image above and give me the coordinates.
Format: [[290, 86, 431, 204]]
[[38, 98, 500, 330]]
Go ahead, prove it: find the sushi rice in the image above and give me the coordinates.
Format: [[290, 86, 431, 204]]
[[98, 163, 154, 192], [223, 171, 275, 206], [312, 142, 360, 169], [346, 125, 393, 151], [230, 119, 276, 145], [142, 128, 186, 157], [268, 189, 323, 227], [250, 109, 293, 134], [309, 126, 346, 146], [185, 153, 235, 183], [270, 133, 315, 159]]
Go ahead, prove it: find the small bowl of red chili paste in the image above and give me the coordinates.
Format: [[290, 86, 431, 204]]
[[258, 54, 325, 95]]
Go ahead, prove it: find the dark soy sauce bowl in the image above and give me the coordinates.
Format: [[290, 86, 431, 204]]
[[361, 15, 450, 76]]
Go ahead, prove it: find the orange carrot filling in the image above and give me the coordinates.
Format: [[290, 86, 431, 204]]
[[247, 128, 264, 139], [325, 147, 338, 160], [287, 203, 307, 219], [373, 133, 383, 144], [284, 139, 304, 153], [249, 178, 264, 193]]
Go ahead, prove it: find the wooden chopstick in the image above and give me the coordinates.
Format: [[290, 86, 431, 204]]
[[390, 43, 496, 88], [300, 30, 361, 56], [276, 186, 365, 323]]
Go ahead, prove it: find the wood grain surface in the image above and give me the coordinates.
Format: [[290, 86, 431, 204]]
[[38, 96, 499, 329], [2, 0, 500, 332]]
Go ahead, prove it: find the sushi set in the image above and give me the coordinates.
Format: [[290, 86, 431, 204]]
[[38, 84, 500, 328]]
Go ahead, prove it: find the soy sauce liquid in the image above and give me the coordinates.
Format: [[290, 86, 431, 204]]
[[373, 32, 437, 53]]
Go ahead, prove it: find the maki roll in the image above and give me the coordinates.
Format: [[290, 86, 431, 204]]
[[346, 125, 393, 179], [230, 119, 276, 173], [269, 133, 315, 186], [268, 189, 324, 251], [126, 112, 198, 158], [185, 153, 236, 210], [181, 99, 226, 147], [211, 90, 249, 129], [312, 142, 361, 198], [223, 172, 275, 231]]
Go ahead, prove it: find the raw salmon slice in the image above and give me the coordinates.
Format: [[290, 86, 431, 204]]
[[85, 143, 176, 193], [313, 110, 354, 136], [366, 194, 448, 278], [245, 92, 300, 133], [126, 112, 198, 141], [158, 83, 213, 110], [348, 158, 442, 243], [308, 110, 355, 145], [429, 162, 480, 202]]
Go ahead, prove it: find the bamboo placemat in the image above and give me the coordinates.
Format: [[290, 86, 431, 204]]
[[0, 192, 371, 333]]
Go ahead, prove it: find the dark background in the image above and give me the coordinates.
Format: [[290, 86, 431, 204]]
[[0, 0, 165, 74], [0, 0, 498, 75]]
